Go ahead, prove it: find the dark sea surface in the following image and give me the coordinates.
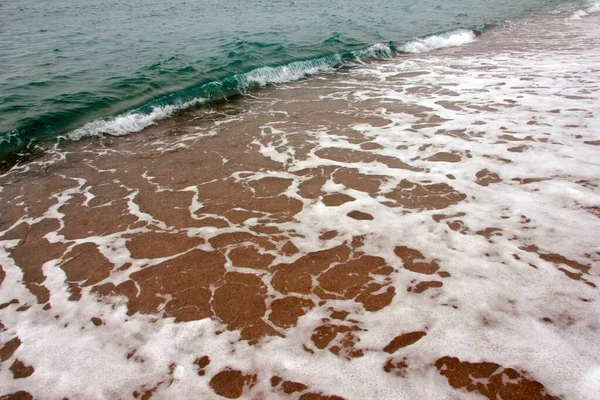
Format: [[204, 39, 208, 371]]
[[0, 0, 588, 161]]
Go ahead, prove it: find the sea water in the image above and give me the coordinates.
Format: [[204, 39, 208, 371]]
[[0, 0, 588, 163]]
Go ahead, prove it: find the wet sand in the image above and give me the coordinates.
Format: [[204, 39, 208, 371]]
[[0, 9, 599, 400]]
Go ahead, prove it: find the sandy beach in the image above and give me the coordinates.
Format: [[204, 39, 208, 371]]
[[1, 7, 599, 400]]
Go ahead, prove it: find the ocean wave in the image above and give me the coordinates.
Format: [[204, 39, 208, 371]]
[[236, 56, 340, 88], [569, 1, 600, 20], [67, 57, 342, 141], [65, 31, 475, 141], [355, 43, 394, 60], [398, 29, 477, 53], [67, 98, 205, 140]]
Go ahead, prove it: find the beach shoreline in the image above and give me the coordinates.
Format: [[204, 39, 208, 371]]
[[1, 8, 599, 400]]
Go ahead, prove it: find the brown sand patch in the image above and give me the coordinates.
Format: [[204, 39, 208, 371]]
[[408, 280, 443, 293], [298, 175, 327, 199], [435, 101, 463, 111], [110, 249, 224, 322], [585, 206, 600, 218], [2, 219, 58, 243], [228, 246, 275, 269], [296, 168, 336, 199], [319, 231, 338, 240], [271, 376, 332, 397], [499, 134, 527, 142], [384, 357, 409, 377], [317, 256, 386, 299], [315, 148, 421, 171], [269, 297, 315, 328], [210, 369, 257, 399], [521, 245, 593, 286], [299, 393, 345, 400], [476, 228, 502, 241], [0, 392, 33, 400], [316, 255, 395, 311], [360, 142, 384, 150], [0, 299, 19, 310], [61, 243, 113, 301], [583, 140, 600, 145], [356, 285, 396, 312], [271, 376, 283, 387], [332, 168, 386, 194], [0, 175, 77, 222], [330, 310, 350, 320], [395, 246, 440, 275], [196, 178, 303, 225], [435, 356, 559, 400], [322, 193, 355, 206], [383, 331, 427, 353], [513, 177, 549, 185], [60, 200, 139, 239], [9, 221, 67, 304], [346, 211, 373, 220], [125, 232, 204, 259], [476, 169, 502, 186], [507, 145, 528, 153], [193, 356, 210, 376], [271, 245, 352, 295], [0, 337, 21, 361], [272, 245, 395, 312], [384, 180, 466, 210], [310, 324, 364, 359], [432, 212, 466, 223], [9, 359, 34, 379], [209, 232, 276, 251], [425, 152, 462, 163], [248, 177, 293, 198], [281, 240, 299, 255], [281, 380, 309, 394], [212, 273, 280, 341]]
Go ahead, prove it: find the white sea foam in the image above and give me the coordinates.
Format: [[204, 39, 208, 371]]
[[399, 29, 476, 53], [67, 98, 206, 141]]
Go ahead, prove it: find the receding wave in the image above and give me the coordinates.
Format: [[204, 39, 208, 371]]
[[66, 30, 477, 141]]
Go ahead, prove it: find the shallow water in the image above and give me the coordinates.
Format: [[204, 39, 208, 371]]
[[0, 0, 586, 162]]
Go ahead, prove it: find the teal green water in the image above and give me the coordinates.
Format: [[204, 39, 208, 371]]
[[0, 0, 584, 162]]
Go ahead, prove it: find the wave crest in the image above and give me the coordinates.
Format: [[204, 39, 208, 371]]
[[65, 31, 477, 141], [570, 1, 600, 20], [399, 30, 476, 54]]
